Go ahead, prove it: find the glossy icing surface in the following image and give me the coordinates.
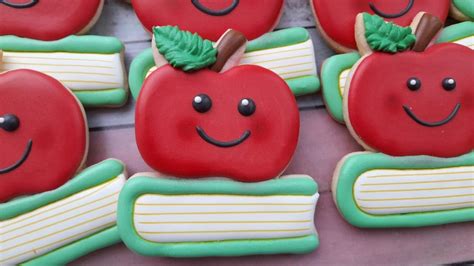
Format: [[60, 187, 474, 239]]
[[0, 159, 126, 265], [118, 174, 319, 257], [346, 44, 474, 157], [136, 65, 299, 182], [132, 0, 284, 41], [0, 70, 87, 203], [333, 152, 474, 228], [0, 0, 102, 41], [354, 166, 474, 215], [312, 0, 450, 50]]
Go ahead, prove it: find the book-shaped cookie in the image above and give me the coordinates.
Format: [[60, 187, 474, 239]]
[[119, 27, 319, 257], [0, 36, 128, 108], [333, 152, 474, 228], [1, 160, 126, 265], [0, 0, 128, 108], [332, 13, 474, 228], [129, 27, 319, 99], [118, 175, 319, 257], [0, 69, 127, 264], [321, 17, 474, 124]]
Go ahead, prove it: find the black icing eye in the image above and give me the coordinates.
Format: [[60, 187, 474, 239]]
[[0, 114, 20, 132], [442, 78, 456, 91], [193, 94, 212, 113], [238, 98, 256, 117], [407, 77, 421, 91]]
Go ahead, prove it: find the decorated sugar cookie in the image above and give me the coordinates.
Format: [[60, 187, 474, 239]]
[[127, 1, 319, 98], [0, 0, 103, 41], [322, 17, 474, 124], [118, 27, 319, 258], [332, 13, 474, 228], [0, 69, 87, 202], [310, 0, 451, 53], [0, 0, 128, 108], [131, 0, 284, 41], [450, 0, 474, 21], [0, 69, 127, 264]]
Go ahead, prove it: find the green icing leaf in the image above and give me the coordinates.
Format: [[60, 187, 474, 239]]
[[362, 13, 416, 53], [153, 26, 217, 72]]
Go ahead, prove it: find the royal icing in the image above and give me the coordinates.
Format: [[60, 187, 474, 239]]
[[311, 0, 450, 52], [0, 0, 103, 41], [332, 152, 474, 228], [346, 43, 474, 157], [118, 174, 319, 257], [354, 166, 474, 215], [136, 65, 299, 182], [0, 70, 87, 203], [0, 159, 126, 265], [331, 13, 474, 229], [131, 0, 284, 41], [130, 28, 319, 99], [0, 35, 128, 108]]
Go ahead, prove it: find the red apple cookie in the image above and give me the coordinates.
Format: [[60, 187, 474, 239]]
[[344, 13, 474, 157], [131, 0, 284, 41], [0, 70, 88, 202], [136, 27, 299, 182], [311, 0, 450, 53], [0, 0, 103, 41]]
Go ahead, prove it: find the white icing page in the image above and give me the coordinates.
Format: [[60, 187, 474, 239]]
[[1, 52, 126, 91], [0, 174, 126, 265], [134, 193, 319, 243], [354, 166, 474, 215]]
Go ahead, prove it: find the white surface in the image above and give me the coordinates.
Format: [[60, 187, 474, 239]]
[[354, 166, 474, 215], [2, 52, 126, 91], [0, 174, 126, 265], [134, 193, 319, 243], [241, 39, 317, 80]]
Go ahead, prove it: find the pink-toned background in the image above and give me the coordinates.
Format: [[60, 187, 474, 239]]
[[72, 1, 473, 264]]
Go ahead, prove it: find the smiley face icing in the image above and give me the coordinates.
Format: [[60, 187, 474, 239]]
[[131, 0, 284, 41], [135, 26, 299, 182], [344, 13, 474, 158], [0, 0, 103, 40], [0, 70, 87, 203], [136, 66, 299, 182], [311, 0, 450, 52]]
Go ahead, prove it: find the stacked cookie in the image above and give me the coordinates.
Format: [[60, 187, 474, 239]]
[[312, 1, 474, 227]]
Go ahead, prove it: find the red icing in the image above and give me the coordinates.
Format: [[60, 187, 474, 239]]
[[0, 70, 87, 203], [136, 65, 299, 182], [312, 0, 450, 50], [0, 0, 102, 41], [131, 0, 284, 41], [347, 44, 474, 157]]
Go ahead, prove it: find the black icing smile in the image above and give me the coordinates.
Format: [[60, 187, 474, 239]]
[[0, 139, 32, 174], [369, 0, 414, 19], [0, 0, 39, 8], [191, 0, 239, 16], [196, 126, 250, 148], [403, 103, 461, 127]]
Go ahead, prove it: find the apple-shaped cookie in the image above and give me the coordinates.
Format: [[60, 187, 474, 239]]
[[345, 13, 474, 158], [136, 27, 299, 182], [0, 0, 103, 41], [131, 0, 284, 41], [0, 70, 87, 202], [311, 0, 450, 52]]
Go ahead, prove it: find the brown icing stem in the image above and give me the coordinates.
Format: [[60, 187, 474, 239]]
[[210, 30, 247, 72], [412, 13, 443, 52]]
